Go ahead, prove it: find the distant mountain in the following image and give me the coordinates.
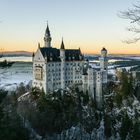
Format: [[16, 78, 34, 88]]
[[2, 51, 32, 57], [85, 54, 140, 61], [2, 51, 140, 58]]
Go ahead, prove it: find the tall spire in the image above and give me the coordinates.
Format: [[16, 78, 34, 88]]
[[38, 42, 40, 48], [79, 47, 81, 54], [45, 22, 50, 36], [44, 22, 52, 48], [60, 38, 65, 50]]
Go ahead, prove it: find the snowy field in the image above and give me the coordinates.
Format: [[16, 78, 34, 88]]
[[0, 56, 32, 62], [0, 62, 32, 90]]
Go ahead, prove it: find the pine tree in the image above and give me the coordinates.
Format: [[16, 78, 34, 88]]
[[120, 113, 133, 140]]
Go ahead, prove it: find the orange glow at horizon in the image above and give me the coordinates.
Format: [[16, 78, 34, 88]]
[[1, 40, 140, 55]]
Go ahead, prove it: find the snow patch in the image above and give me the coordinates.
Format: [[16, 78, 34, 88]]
[[0, 62, 32, 90]]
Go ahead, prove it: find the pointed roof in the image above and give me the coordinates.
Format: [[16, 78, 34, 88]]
[[60, 38, 65, 50], [45, 23, 50, 36], [32, 52, 35, 57], [79, 47, 82, 54], [38, 42, 40, 48], [39, 47, 83, 62], [102, 47, 107, 51]]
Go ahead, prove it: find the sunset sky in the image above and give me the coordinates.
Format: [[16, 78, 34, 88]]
[[0, 0, 140, 54]]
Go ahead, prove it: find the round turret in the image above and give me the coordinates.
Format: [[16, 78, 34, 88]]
[[101, 47, 107, 57]]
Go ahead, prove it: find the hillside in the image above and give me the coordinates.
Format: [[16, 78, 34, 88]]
[[17, 71, 140, 139], [0, 70, 140, 140]]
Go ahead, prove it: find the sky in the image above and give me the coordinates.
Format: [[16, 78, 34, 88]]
[[0, 0, 140, 54]]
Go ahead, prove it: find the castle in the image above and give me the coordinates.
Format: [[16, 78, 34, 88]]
[[32, 24, 108, 108]]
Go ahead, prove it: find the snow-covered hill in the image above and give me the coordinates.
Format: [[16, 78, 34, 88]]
[[0, 62, 32, 90]]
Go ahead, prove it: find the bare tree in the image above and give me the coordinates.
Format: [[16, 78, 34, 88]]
[[119, 4, 140, 43]]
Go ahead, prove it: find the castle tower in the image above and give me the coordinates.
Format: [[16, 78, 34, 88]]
[[44, 23, 52, 48], [87, 68, 96, 100], [82, 59, 89, 93], [96, 71, 103, 109], [60, 38, 65, 89], [99, 47, 108, 83], [95, 48, 108, 109], [99, 47, 108, 71]]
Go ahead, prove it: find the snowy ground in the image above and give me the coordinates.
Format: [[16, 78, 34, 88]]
[[0, 62, 32, 90]]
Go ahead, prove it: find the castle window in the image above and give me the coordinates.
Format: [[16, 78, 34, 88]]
[[35, 66, 43, 80]]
